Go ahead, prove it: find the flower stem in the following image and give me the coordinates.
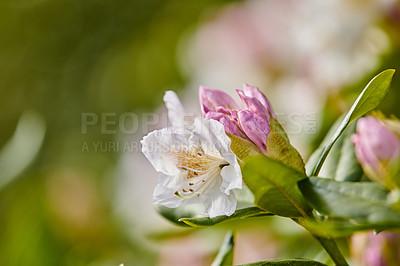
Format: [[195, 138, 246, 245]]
[[211, 231, 235, 266], [310, 120, 348, 177], [294, 219, 348, 265], [313, 235, 349, 266]]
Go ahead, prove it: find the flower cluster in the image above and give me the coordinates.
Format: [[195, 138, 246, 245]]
[[139, 70, 399, 266], [141, 85, 276, 218]]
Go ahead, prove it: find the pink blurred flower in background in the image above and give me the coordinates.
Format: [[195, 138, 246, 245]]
[[352, 231, 400, 266], [351, 116, 400, 188], [186, 0, 393, 96], [183, 0, 395, 155]]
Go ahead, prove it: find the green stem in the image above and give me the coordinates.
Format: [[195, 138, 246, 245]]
[[294, 219, 348, 266], [310, 120, 348, 177], [307, 121, 349, 265], [313, 235, 349, 266], [211, 231, 235, 266]]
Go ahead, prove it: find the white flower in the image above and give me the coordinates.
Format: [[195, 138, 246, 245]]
[[141, 91, 242, 218]]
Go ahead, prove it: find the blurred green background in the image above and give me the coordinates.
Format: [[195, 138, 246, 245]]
[[0, 0, 399, 265]]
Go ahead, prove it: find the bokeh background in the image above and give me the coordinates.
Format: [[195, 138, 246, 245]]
[[1, 0, 400, 265]]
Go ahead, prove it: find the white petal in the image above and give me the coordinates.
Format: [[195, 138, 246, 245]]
[[188, 117, 242, 208], [190, 117, 231, 154], [202, 178, 237, 218], [153, 173, 183, 208], [220, 161, 242, 195], [153, 172, 204, 208], [141, 127, 199, 176], [164, 91, 185, 129]]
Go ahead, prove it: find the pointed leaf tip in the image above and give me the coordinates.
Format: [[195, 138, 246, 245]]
[[349, 69, 395, 123]]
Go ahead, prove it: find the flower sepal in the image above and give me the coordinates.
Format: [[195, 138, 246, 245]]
[[267, 117, 305, 172], [227, 133, 262, 163]]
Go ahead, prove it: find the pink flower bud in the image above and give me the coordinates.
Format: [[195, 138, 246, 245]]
[[199, 86, 239, 115], [351, 116, 400, 187], [199, 84, 276, 155], [237, 110, 269, 155], [205, 111, 244, 138], [236, 89, 271, 121], [242, 84, 276, 119]]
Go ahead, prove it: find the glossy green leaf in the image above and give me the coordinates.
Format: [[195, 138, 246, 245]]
[[179, 207, 272, 227], [237, 258, 327, 266], [306, 119, 363, 182], [243, 156, 311, 218], [349, 69, 395, 123], [310, 69, 395, 176], [211, 231, 234, 266], [298, 177, 400, 225]]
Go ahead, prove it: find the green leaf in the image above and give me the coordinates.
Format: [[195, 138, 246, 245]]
[[298, 177, 400, 226], [326, 122, 363, 182], [305, 147, 324, 177], [211, 231, 235, 266], [243, 156, 311, 218], [236, 258, 327, 266], [310, 69, 395, 176], [267, 117, 305, 172], [155, 205, 197, 227], [349, 69, 395, 123], [306, 118, 363, 182], [179, 207, 272, 227]]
